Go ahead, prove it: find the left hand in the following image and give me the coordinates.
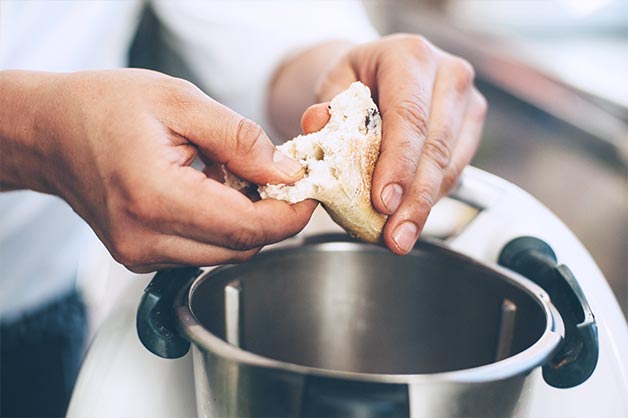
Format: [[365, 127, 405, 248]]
[[301, 34, 487, 255]]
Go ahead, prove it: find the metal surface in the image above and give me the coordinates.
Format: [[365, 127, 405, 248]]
[[496, 299, 518, 362], [224, 281, 243, 347], [67, 166, 628, 418], [178, 240, 563, 417]]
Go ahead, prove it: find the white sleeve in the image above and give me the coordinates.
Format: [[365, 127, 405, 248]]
[[151, 0, 378, 129]]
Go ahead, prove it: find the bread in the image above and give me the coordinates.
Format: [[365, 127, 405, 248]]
[[226, 82, 386, 242]]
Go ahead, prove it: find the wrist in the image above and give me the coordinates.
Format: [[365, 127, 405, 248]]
[[0, 70, 68, 194]]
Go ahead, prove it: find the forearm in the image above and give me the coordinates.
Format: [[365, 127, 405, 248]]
[[0, 70, 61, 194], [268, 40, 354, 140]]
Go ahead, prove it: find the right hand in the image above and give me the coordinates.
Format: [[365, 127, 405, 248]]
[[29, 69, 316, 272], [299, 35, 487, 255]]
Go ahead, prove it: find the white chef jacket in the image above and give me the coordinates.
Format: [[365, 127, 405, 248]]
[[0, 0, 377, 320]]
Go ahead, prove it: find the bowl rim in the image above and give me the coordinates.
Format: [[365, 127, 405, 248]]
[[176, 239, 564, 384]]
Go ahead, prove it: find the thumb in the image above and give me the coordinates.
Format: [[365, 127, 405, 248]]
[[301, 103, 331, 134], [315, 60, 358, 103], [218, 113, 304, 185], [169, 95, 303, 185]]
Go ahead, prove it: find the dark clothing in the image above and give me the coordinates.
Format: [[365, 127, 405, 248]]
[[1, 289, 87, 417]]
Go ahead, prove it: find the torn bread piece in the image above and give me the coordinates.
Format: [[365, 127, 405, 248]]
[[226, 81, 386, 242]]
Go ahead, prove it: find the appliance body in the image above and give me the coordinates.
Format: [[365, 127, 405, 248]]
[[155, 241, 565, 417], [67, 167, 628, 418]]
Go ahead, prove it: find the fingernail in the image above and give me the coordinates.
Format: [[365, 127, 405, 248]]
[[381, 183, 403, 214], [392, 222, 418, 254], [273, 151, 303, 177]]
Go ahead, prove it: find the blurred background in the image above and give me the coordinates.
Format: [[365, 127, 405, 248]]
[[369, 0, 628, 317], [131, 0, 627, 318]]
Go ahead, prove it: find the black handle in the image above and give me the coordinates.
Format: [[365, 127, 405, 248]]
[[136, 267, 202, 359], [499, 237, 598, 388]]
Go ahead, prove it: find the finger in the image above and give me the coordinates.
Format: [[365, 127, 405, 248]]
[[251, 197, 319, 239], [383, 59, 475, 255], [153, 235, 262, 266], [202, 162, 225, 182], [301, 102, 331, 134], [371, 55, 437, 217], [438, 88, 487, 198], [150, 167, 318, 250], [164, 84, 303, 185], [129, 264, 180, 274], [125, 236, 262, 273]]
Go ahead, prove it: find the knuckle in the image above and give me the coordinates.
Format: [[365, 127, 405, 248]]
[[162, 77, 200, 110], [424, 129, 453, 170], [230, 248, 260, 264], [392, 33, 432, 57], [385, 138, 421, 177], [392, 101, 429, 140], [474, 91, 489, 120], [409, 189, 434, 220], [226, 225, 264, 251], [441, 163, 462, 194], [235, 118, 265, 156], [110, 236, 143, 268], [126, 194, 159, 224], [165, 76, 196, 94], [449, 58, 475, 94]]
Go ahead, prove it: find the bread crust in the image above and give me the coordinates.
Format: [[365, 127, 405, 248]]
[[259, 82, 387, 243]]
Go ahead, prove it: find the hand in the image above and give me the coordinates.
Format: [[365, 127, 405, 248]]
[[21, 69, 316, 272], [302, 34, 487, 254]]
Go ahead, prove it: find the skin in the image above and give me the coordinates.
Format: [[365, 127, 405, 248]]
[[274, 34, 487, 254], [0, 70, 316, 272], [0, 34, 486, 272]]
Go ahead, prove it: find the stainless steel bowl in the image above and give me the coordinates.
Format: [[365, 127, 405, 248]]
[[137, 236, 597, 417]]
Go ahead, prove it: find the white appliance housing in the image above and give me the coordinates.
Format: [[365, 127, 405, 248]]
[[67, 168, 628, 418]]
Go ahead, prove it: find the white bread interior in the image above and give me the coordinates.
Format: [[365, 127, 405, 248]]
[[225, 82, 386, 242]]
